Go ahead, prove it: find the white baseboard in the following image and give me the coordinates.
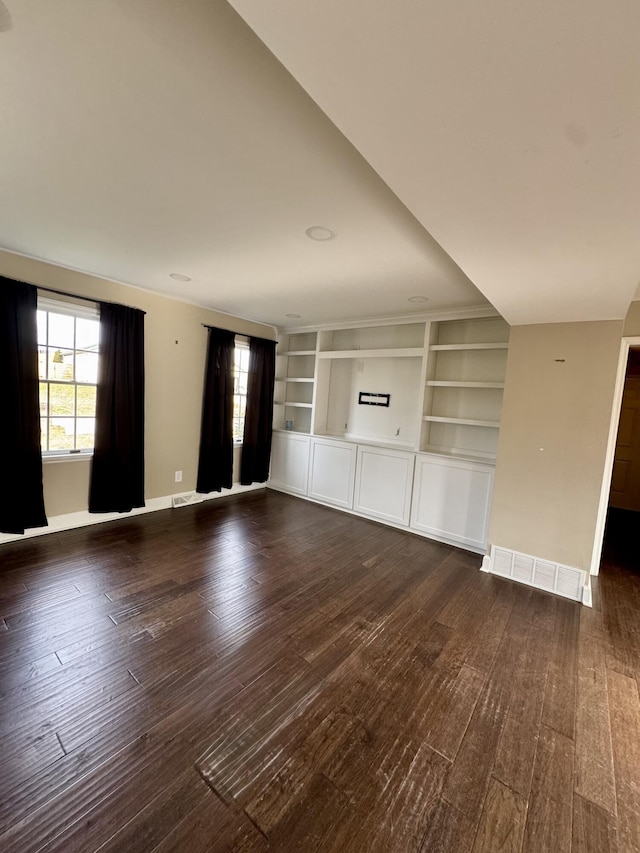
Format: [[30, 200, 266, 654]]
[[0, 482, 265, 545], [484, 544, 588, 603]]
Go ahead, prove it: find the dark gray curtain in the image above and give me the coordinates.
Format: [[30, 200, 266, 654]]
[[197, 327, 235, 493], [0, 277, 47, 534], [240, 337, 276, 485], [89, 302, 145, 513]]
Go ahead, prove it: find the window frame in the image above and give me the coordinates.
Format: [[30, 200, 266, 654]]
[[37, 296, 100, 461]]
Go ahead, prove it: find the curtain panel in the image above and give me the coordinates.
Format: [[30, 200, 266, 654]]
[[196, 327, 235, 493], [89, 302, 145, 513], [0, 277, 48, 534], [240, 337, 276, 485]]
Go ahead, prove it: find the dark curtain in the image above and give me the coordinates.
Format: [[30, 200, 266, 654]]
[[0, 277, 47, 534], [196, 327, 235, 493], [241, 337, 276, 485], [89, 302, 145, 513]]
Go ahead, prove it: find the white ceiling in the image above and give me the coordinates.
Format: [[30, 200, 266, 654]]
[[229, 0, 640, 326], [1, 1, 638, 329], [0, 0, 487, 329]]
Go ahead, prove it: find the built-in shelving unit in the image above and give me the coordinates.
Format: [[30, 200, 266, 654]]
[[269, 312, 510, 554], [421, 316, 510, 459], [274, 331, 317, 434]]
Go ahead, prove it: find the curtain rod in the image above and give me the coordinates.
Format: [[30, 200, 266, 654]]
[[201, 323, 276, 343], [37, 284, 147, 314]]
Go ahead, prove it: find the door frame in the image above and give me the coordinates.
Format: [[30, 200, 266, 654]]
[[590, 335, 640, 575]]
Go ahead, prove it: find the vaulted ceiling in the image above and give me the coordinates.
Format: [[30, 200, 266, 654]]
[[1, 0, 638, 328]]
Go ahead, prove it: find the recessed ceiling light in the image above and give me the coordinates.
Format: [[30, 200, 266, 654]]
[[286, 313, 301, 319], [408, 296, 429, 303], [169, 273, 191, 282], [305, 226, 335, 241]]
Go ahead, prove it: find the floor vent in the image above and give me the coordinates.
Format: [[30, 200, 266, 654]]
[[488, 545, 587, 602], [172, 492, 204, 509]]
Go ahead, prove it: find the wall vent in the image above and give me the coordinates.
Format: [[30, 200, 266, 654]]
[[488, 546, 587, 603], [172, 492, 204, 509]]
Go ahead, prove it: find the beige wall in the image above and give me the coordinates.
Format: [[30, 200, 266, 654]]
[[623, 300, 640, 336], [0, 250, 275, 518], [489, 320, 623, 571]]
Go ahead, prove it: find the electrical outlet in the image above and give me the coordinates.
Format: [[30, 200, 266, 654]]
[[175, 470, 183, 483]]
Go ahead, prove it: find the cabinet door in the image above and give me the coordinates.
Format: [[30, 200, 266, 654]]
[[354, 446, 415, 526], [410, 456, 494, 550], [308, 438, 357, 509], [268, 432, 310, 496]]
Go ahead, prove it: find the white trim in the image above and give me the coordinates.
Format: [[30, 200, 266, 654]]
[[43, 452, 93, 464], [589, 335, 640, 576], [0, 482, 266, 545], [38, 294, 99, 319]]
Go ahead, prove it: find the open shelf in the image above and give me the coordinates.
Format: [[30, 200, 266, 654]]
[[427, 380, 504, 389], [318, 347, 424, 360], [429, 342, 509, 351], [423, 416, 500, 428]]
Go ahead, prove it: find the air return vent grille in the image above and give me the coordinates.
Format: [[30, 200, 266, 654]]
[[488, 546, 586, 602], [172, 492, 203, 508]]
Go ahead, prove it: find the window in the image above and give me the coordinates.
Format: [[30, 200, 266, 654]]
[[232, 340, 250, 443], [37, 298, 100, 456]]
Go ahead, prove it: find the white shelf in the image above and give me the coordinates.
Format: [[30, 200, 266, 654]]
[[285, 349, 316, 356], [427, 380, 505, 389], [318, 347, 424, 359], [275, 401, 313, 409], [423, 416, 500, 428], [281, 377, 314, 383], [429, 343, 508, 351]]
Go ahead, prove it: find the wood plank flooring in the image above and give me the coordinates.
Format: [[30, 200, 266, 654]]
[[0, 491, 638, 852]]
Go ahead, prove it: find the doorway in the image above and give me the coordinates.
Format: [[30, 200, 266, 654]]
[[600, 346, 640, 575]]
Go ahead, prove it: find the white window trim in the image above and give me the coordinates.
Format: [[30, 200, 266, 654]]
[[37, 294, 100, 460]]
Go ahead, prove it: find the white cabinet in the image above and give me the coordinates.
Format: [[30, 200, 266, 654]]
[[269, 431, 310, 496], [354, 445, 414, 526], [410, 455, 494, 551], [308, 437, 357, 509]]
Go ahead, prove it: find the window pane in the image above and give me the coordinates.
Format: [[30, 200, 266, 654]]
[[39, 382, 48, 416], [49, 383, 75, 416], [76, 318, 100, 350], [48, 347, 74, 381], [76, 352, 98, 383], [37, 310, 47, 345], [77, 385, 96, 416], [38, 347, 47, 380], [40, 417, 48, 451], [76, 418, 95, 448], [48, 312, 75, 348], [49, 418, 75, 450]]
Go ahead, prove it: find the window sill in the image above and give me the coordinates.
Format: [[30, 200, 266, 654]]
[[43, 452, 93, 465]]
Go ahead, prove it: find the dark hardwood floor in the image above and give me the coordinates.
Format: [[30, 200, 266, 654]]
[[0, 490, 638, 852]]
